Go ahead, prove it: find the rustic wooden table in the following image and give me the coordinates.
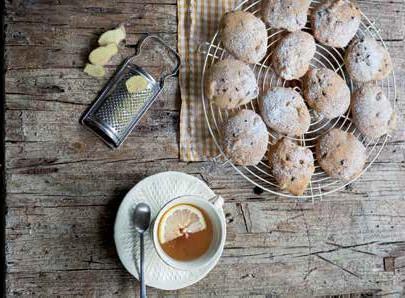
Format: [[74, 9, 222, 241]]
[[3, 0, 405, 296]]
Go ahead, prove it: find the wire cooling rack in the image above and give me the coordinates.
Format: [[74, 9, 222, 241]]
[[201, 0, 397, 200]]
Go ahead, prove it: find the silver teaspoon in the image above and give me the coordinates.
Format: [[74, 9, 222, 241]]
[[133, 202, 151, 298]]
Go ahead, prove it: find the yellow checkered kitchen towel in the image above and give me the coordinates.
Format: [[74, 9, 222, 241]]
[[178, 0, 238, 161]]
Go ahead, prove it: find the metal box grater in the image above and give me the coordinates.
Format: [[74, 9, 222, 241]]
[[80, 35, 180, 148]]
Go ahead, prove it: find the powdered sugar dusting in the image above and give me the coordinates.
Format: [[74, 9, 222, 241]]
[[262, 0, 311, 32], [352, 84, 395, 138], [223, 110, 268, 166], [312, 0, 361, 48], [205, 59, 258, 109], [316, 129, 366, 181], [272, 31, 316, 80], [269, 138, 315, 195], [260, 87, 310, 136], [303, 67, 350, 119], [220, 11, 268, 64], [345, 36, 393, 82]]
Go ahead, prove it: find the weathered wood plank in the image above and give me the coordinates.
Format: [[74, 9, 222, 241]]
[[5, 1, 177, 31], [5, 22, 178, 47], [5, 199, 405, 296], [6, 268, 398, 297], [4, 2, 403, 70], [4, 159, 404, 198], [356, 0, 405, 41], [5, 108, 179, 142], [4, 33, 178, 70], [4, 140, 404, 199], [6, 199, 405, 269], [5, 0, 402, 40], [5, 69, 180, 109]]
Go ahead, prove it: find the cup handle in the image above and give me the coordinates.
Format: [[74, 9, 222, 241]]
[[208, 195, 224, 209]]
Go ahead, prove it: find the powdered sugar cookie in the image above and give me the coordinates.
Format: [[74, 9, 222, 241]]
[[312, 0, 361, 48], [220, 11, 268, 64], [262, 0, 311, 32], [223, 110, 268, 166], [205, 59, 259, 109], [260, 87, 311, 136], [269, 138, 315, 195], [272, 31, 316, 80], [316, 128, 366, 181], [345, 37, 393, 82], [351, 84, 396, 138], [303, 67, 350, 119]]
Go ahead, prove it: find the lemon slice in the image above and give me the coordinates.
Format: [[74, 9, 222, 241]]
[[158, 204, 207, 244]]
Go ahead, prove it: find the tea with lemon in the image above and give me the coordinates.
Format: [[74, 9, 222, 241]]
[[157, 204, 213, 261]]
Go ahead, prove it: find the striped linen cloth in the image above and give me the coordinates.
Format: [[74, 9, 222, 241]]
[[178, 0, 238, 161]]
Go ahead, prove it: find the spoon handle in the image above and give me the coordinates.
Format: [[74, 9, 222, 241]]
[[140, 233, 146, 298]]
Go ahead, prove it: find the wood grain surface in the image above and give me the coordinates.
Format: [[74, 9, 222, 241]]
[[3, 0, 405, 296]]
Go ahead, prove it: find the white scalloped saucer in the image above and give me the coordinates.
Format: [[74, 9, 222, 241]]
[[114, 171, 226, 290]]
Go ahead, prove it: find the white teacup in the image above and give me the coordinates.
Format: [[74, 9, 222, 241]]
[[152, 195, 226, 271]]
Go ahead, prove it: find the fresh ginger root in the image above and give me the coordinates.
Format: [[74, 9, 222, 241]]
[[84, 25, 125, 78], [89, 43, 118, 66], [125, 75, 150, 93], [84, 63, 105, 78], [98, 25, 126, 46]]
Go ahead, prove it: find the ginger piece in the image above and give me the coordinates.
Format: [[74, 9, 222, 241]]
[[89, 43, 118, 66], [125, 75, 150, 93], [98, 25, 126, 46], [84, 63, 105, 78]]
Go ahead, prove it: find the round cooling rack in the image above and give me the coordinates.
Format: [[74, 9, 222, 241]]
[[201, 0, 397, 199]]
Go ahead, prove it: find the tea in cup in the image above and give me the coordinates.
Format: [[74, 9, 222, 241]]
[[152, 195, 225, 271]]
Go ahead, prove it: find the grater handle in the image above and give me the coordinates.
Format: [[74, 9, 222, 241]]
[[130, 34, 181, 87]]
